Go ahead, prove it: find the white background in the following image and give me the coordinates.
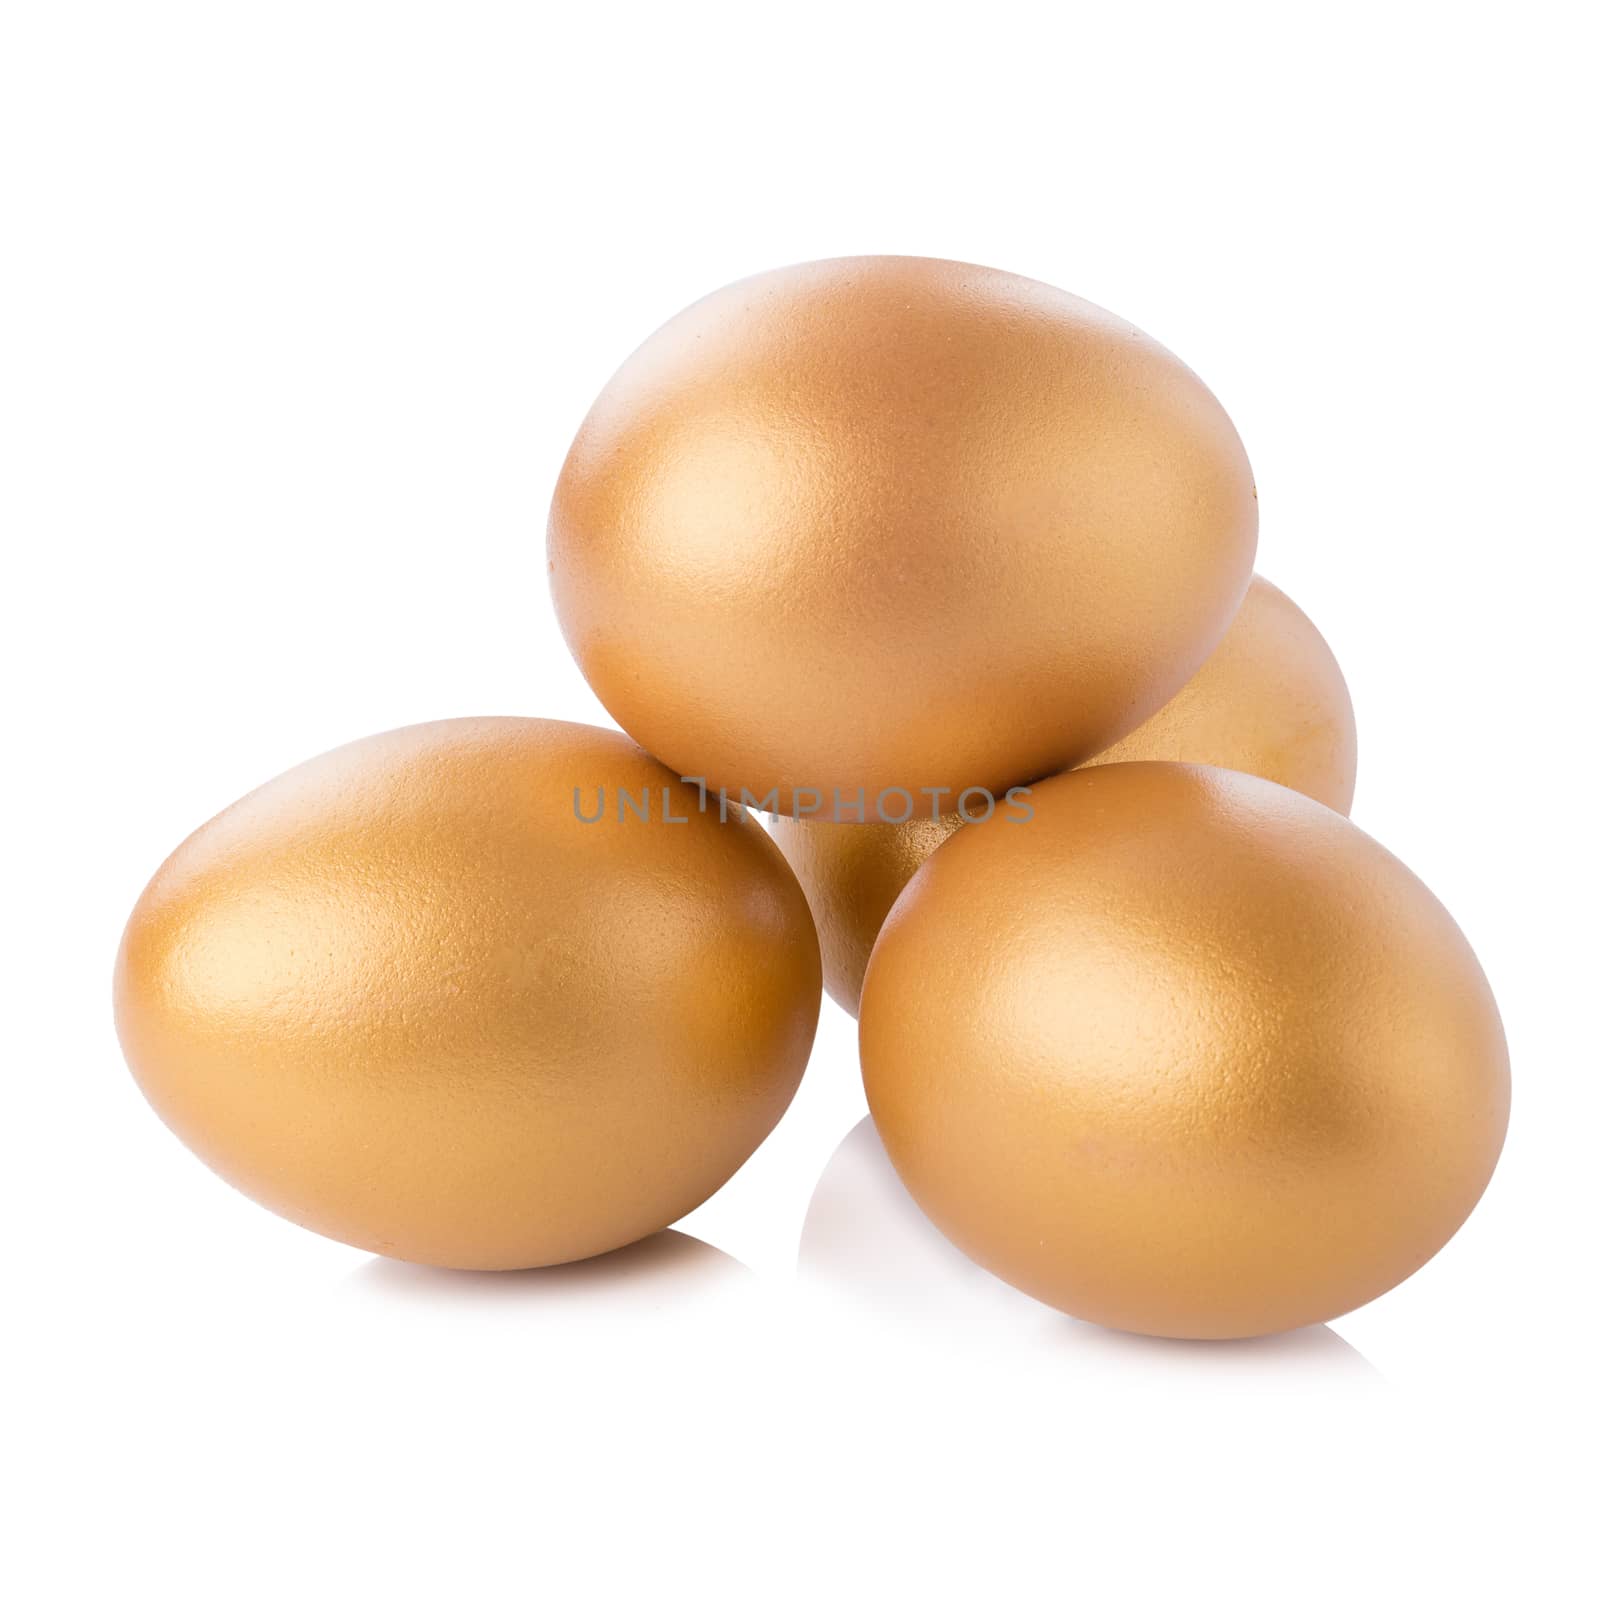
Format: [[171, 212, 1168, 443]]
[[4, 3, 1595, 1593]]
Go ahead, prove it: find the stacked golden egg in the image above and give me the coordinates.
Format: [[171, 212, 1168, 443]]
[[116, 258, 1508, 1339]]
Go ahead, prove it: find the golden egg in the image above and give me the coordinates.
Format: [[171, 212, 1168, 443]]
[[859, 762, 1508, 1339], [114, 717, 821, 1269], [774, 574, 1356, 1014], [549, 256, 1257, 816]]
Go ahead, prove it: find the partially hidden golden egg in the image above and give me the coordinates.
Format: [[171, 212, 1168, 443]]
[[859, 762, 1509, 1339], [114, 717, 821, 1269], [773, 574, 1356, 1014], [549, 256, 1258, 816]]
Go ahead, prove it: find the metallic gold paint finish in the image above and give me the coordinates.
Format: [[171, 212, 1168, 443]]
[[114, 718, 821, 1270], [773, 575, 1357, 1014], [549, 256, 1258, 815], [859, 763, 1509, 1340]]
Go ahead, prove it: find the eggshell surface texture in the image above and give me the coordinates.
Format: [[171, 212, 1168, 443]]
[[774, 574, 1356, 1015], [114, 718, 822, 1269], [549, 256, 1258, 816], [859, 762, 1509, 1339]]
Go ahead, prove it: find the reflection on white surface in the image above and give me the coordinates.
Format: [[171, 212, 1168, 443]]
[[336, 1228, 766, 1390], [354, 1228, 748, 1305], [800, 1117, 1380, 1380]]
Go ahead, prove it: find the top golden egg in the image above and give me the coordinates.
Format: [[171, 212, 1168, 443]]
[[549, 256, 1258, 815]]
